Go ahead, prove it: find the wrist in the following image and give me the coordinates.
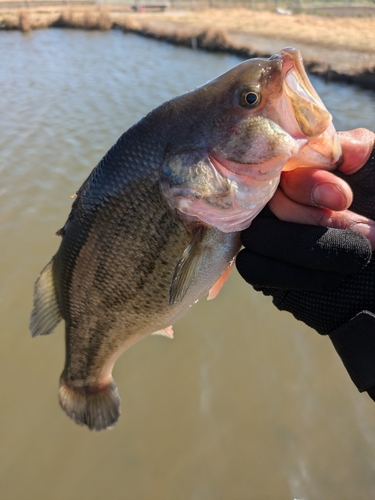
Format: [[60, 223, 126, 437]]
[[329, 311, 375, 393]]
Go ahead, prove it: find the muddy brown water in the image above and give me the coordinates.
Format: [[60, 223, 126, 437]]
[[1, 29, 375, 500]]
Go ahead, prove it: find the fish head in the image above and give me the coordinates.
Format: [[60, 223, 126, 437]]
[[206, 46, 341, 177], [160, 47, 341, 232]]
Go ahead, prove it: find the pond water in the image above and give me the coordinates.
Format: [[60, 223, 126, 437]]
[[1, 28, 375, 500]]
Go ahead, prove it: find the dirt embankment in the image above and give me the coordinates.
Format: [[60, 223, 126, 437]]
[[1, 6, 375, 89]]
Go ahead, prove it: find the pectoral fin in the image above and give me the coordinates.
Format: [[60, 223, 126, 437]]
[[169, 227, 206, 305]]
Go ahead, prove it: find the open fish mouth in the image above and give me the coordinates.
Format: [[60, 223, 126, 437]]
[[272, 46, 333, 137], [271, 47, 342, 167], [277, 47, 325, 113]]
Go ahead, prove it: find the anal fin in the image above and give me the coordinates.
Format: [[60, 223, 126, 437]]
[[30, 258, 62, 337], [151, 325, 174, 339]]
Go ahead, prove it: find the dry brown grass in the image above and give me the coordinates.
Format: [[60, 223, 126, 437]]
[[0, 6, 374, 86], [52, 7, 112, 30], [96, 9, 112, 30], [1, 7, 374, 53], [141, 8, 375, 53], [82, 8, 112, 30], [18, 9, 31, 32], [115, 15, 236, 53], [57, 7, 73, 26], [114, 8, 375, 88]]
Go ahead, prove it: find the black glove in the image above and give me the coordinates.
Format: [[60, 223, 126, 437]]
[[236, 145, 375, 398]]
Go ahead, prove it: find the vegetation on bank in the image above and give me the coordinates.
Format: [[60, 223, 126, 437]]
[[1, 6, 374, 89], [2, 6, 375, 51], [3, 7, 247, 53]]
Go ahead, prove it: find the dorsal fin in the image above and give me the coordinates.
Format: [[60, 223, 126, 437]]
[[169, 227, 206, 305], [30, 258, 62, 337]]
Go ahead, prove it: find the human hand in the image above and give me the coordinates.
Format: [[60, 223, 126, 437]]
[[236, 128, 375, 297], [236, 128, 375, 399], [269, 128, 375, 248]]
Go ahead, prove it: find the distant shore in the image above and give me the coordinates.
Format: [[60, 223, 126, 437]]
[[1, 6, 375, 89]]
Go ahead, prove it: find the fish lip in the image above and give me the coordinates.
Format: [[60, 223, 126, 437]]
[[270, 47, 306, 83]]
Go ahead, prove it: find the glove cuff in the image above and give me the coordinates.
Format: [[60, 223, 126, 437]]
[[329, 311, 375, 392]]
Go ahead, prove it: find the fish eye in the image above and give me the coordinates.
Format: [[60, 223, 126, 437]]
[[245, 92, 259, 105], [239, 88, 261, 108]]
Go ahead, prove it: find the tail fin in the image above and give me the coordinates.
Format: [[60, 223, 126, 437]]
[[59, 376, 121, 431], [30, 258, 62, 337]]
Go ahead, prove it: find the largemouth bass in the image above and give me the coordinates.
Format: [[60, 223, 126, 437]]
[[30, 47, 341, 431]]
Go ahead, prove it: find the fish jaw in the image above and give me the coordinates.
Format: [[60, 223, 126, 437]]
[[271, 47, 342, 169], [273, 47, 333, 137]]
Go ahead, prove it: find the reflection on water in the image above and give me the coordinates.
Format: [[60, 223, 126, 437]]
[[1, 29, 375, 500]]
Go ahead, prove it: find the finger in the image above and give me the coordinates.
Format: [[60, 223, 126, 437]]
[[269, 189, 375, 249], [337, 129, 375, 175], [241, 217, 371, 273], [279, 168, 353, 211], [269, 188, 336, 225], [236, 249, 346, 291], [327, 211, 375, 249], [278, 128, 375, 210]]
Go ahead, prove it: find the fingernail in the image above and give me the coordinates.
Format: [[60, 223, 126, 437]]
[[312, 183, 347, 210], [351, 222, 375, 241]]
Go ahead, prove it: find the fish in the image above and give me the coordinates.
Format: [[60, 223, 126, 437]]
[[30, 47, 341, 431]]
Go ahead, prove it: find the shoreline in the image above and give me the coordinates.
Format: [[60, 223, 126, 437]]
[[1, 6, 375, 90]]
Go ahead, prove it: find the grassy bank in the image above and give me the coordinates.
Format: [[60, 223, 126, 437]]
[[1, 6, 375, 89]]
